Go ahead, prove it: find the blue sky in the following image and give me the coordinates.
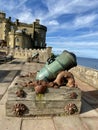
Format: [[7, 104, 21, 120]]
[[0, 0, 98, 59]]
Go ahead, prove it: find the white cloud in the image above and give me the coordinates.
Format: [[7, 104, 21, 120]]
[[49, 14, 97, 33], [42, 0, 98, 19], [16, 10, 34, 23], [50, 41, 98, 58], [15, 0, 28, 8], [78, 32, 98, 38], [74, 14, 97, 27], [41, 0, 98, 33], [0, 0, 28, 11], [48, 40, 98, 48], [48, 20, 59, 26]]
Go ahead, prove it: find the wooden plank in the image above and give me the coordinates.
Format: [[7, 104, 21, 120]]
[[8, 87, 81, 101], [6, 100, 81, 116]]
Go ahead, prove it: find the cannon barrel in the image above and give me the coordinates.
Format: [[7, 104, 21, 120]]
[[32, 52, 39, 59], [36, 50, 77, 81]]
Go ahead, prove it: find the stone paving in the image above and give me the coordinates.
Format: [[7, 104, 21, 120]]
[[0, 59, 98, 130]]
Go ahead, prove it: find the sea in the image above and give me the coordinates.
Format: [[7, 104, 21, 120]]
[[77, 57, 98, 70]]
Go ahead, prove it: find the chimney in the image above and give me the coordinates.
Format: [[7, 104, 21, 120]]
[[15, 19, 19, 25], [35, 19, 40, 24], [9, 17, 11, 21]]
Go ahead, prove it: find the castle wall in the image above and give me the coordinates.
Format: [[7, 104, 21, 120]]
[[8, 32, 15, 48], [0, 17, 11, 41], [34, 28, 46, 48], [13, 47, 52, 62], [22, 35, 32, 48], [0, 22, 6, 40], [0, 47, 52, 62], [8, 31, 33, 49], [15, 34, 23, 48], [0, 23, 3, 39], [17, 24, 33, 35], [70, 65, 98, 89]]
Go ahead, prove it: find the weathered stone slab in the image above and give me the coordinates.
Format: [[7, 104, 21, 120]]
[[0, 91, 8, 105], [0, 105, 6, 118], [81, 117, 98, 130], [53, 116, 87, 130], [0, 83, 9, 100], [2, 70, 18, 82], [0, 117, 22, 130], [22, 118, 55, 130]]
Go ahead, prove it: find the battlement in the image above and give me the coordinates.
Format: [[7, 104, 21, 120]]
[[0, 11, 6, 19], [0, 47, 52, 62]]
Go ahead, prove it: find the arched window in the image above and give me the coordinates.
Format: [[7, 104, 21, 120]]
[[15, 38, 19, 42], [15, 37, 20, 48]]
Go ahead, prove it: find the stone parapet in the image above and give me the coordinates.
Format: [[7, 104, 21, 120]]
[[70, 65, 98, 89], [0, 47, 52, 63]]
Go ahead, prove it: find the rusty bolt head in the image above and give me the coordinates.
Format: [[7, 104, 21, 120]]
[[16, 89, 25, 98], [69, 92, 78, 99], [64, 103, 78, 115], [13, 103, 27, 116], [34, 85, 47, 94]]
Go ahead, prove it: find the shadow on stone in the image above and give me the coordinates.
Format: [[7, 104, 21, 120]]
[[80, 90, 98, 113]]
